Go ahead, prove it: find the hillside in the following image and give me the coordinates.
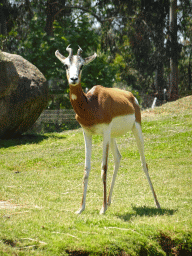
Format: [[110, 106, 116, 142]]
[[0, 96, 192, 255], [142, 95, 192, 117]]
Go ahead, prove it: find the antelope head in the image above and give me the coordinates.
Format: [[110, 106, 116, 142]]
[[55, 45, 97, 86]]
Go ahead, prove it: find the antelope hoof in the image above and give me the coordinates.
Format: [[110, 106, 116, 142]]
[[156, 202, 161, 209], [100, 206, 107, 215], [75, 207, 85, 214]]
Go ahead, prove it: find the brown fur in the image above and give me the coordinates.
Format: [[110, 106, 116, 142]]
[[69, 84, 141, 127]]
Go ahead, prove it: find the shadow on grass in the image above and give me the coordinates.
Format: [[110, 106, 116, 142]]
[[0, 133, 66, 148], [117, 206, 176, 221]]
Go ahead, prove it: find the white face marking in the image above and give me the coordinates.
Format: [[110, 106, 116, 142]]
[[55, 49, 97, 87], [63, 56, 84, 85], [71, 94, 77, 100]]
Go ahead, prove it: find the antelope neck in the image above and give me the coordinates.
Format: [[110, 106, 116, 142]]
[[69, 83, 88, 117]]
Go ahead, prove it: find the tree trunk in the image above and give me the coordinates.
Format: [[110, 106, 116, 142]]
[[0, 0, 8, 35], [155, 26, 165, 102], [188, 60, 191, 91], [44, 0, 60, 36], [155, 63, 165, 102], [168, 0, 179, 101]]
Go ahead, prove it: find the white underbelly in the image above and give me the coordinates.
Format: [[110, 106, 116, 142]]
[[82, 114, 135, 137]]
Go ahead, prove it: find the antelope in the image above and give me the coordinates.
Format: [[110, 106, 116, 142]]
[[55, 45, 161, 214]]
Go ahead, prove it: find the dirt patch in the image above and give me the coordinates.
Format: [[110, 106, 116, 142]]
[[66, 251, 90, 256], [158, 232, 192, 256], [65, 250, 130, 256], [2, 239, 17, 247]]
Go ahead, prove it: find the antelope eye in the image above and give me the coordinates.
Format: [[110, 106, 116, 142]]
[[64, 64, 68, 70], [80, 65, 84, 71]]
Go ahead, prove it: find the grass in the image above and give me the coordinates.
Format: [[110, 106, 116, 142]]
[[0, 96, 192, 255]]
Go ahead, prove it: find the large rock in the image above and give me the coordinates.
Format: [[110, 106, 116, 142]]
[[0, 51, 48, 138]]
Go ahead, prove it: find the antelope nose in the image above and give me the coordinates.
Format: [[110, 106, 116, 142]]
[[71, 77, 78, 82]]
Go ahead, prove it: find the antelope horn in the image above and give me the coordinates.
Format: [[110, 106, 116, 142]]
[[55, 50, 66, 62], [66, 44, 73, 58], [77, 45, 83, 56]]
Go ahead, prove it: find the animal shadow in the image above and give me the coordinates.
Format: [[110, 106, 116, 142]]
[[117, 206, 176, 222]]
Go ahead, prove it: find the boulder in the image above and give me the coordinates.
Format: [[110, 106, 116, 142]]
[[0, 51, 48, 138]]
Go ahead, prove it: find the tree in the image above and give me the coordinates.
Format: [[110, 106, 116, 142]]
[[1, 0, 191, 108], [0, 0, 19, 36], [178, 0, 192, 94], [0, 0, 7, 35], [168, 0, 179, 101], [5, 0, 117, 109]]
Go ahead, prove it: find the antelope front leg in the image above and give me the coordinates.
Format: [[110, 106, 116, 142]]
[[76, 132, 92, 214], [100, 130, 111, 214]]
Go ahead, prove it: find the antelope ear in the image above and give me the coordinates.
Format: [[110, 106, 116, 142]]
[[84, 53, 97, 65], [55, 50, 66, 62]]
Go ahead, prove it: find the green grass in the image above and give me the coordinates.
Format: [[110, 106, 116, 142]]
[[0, 96, 192, 255]]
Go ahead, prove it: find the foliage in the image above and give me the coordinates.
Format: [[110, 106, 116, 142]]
[[0, 0, 191, 107], [14, 13, 98, 81], [82, 52, 117, 89], [0, 0, 119, 109], [86, 0, 192, 98], [9, 4, 117, 109], [178, 44, 192, 96], [0, 96, 192, 255]]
